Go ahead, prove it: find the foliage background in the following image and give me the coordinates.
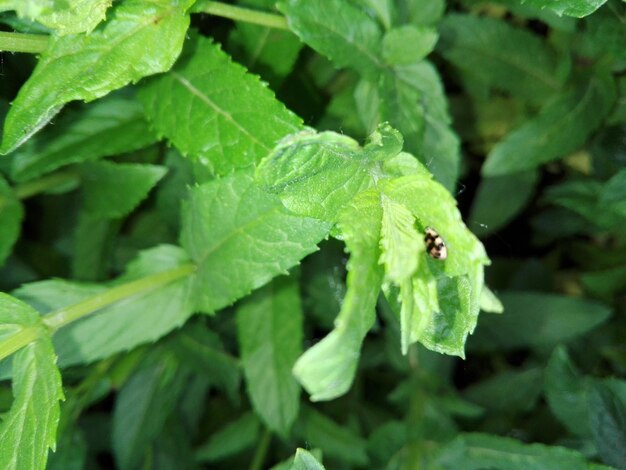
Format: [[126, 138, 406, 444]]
[[0, 0, 625, 469]]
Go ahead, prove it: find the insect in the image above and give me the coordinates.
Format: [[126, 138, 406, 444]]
[[424, 227, 447, 260]]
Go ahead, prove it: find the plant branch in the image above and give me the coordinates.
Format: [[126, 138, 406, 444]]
[[43, 263, 196, 331], [14, 170, 81, 200], [249, 427, 272, 470], [0, 31, 48, 53], [191, 1, 289, 30], [0, 326, 41, 362]]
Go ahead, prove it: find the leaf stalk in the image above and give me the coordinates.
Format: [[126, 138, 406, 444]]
[[0, 31, 48, 53], [191, 1, 289, 30]]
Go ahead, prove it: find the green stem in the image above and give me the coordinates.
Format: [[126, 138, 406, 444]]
[[0, 327, 41, 362], [14, 170, 80, 200], [0, 31, 48, 53], [44, 263, 196, 331], [249, 427, 272, 470], [192, 1, 289, 30]]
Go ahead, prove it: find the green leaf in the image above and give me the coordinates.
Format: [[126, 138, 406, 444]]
[[278, 0, 384, 79], [469, 171, 539, 237], [168, 323, 241, 400], [464, 368, 543, 413], [297, 406, 369, 466], [382, 25, 438, 65], [257, 125, 402, 221], [293, 190, 384, 401], [14, 245, 195, 366], [469, 292, 611, 352], [293, 448, 326, 470], [112, 349, 189, 470], [435, 433, 602, 470], [521, 0, 607, 18], [483, 72, 617, 176], [439, 14, 564, 103], [0, 294, 63, 470], [1, 0, 111, 35], [195, 412, 261, 462], [81, 161, 167, 219], [0, 175, 23, 266], [139, 33, 301, 176], [545, 346, 591, 437], [479, 286, 503, 314], [236, 276, 302, 436], [181, 170, 331, 314], [1, 0, 192, 155], [10, 93, 158, 182], [379, 62, 460, 190], [588, 381, 626, 469], [71, 214, 119, 281]]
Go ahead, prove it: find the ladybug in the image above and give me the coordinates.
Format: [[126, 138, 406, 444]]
[[424, 227, 447, 260]]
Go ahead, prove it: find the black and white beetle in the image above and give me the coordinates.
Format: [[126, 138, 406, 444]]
[[424, 227, 447, 260]]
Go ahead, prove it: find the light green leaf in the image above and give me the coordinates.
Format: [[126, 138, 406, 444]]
[[1, 0, 192, 155], [545, 346, 591, 437], [10, 94, 158, 182], [0, 175, 23, 266], [297, 406, 369, 466], [403, 0, 445, 26], [469, 292, 611, 352], [479, 286, 503, 314], [469, 171, 539, 237], [483, 72, 617, 176], [588, 381, 626, 469], [257, 125, 402, 221], [293, 189, 384, 401], [435, 433, 602, 470], [293, 448, 326, 470], [181, 170, 330, 314], [522, 0, 607, 18], [380, 62, 460, 190], [195, 413, 261, 462], [14, 245, 195, 366], [139, 33, 301, 176], [1, 0, 111, 35], [278, 0, 384, 79], [81, 161, 167, 219], [439, 14, 564, 103], [0, 294, 63, 470], [112, 349, 189, 470], [236, 276, 302, 436], [382, 25, 438, 65]]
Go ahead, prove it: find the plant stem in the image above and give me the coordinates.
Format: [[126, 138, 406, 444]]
[[0, 326, 41, 362], [249, 427, 271, 470], [44, 263, 196, 331], [14, 170, 80, 200], [192, 1, 289, 30], [0, 31, 48, 53]]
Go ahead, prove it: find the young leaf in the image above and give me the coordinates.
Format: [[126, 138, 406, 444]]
[[81, 161, 167, 219], [0, 294, 63, 470], [293, 448, 326, 470], [522, 0, 607, 18], [139, 33, 301, 176], [236, 276, 302, 436], [0, 0, 192, 154], [112, 349, 190, 470], [14, 245, 195, 366], [483, 72, 617, 176], [588, 381, 626, 469], [469, 292, 611, 352], [434, 433, 603, 470], [181, 170, 331, 314], [0, 175, 23, 266], [10, 94, 158, 182], [545, 346, 591, 437], [293, 189, 384, 401], [439, 14, 564, 103], [278, 0, 384, 80]]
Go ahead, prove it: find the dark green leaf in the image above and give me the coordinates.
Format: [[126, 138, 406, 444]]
[[1, 0, 191, 154], [139, 33, 301, 176], [0, 175, 23, 266], [588, 381, 626, 469], [195, 412, 261, 462], [464, 368, 543, 413], [237, 276, 302, 436], [181, 170, 330, 314]]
